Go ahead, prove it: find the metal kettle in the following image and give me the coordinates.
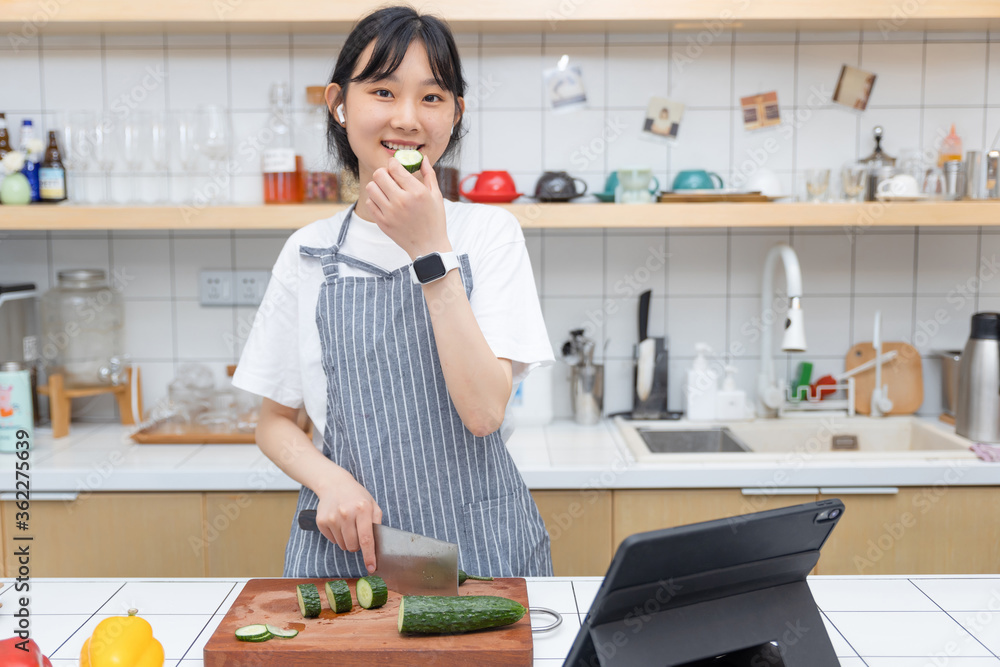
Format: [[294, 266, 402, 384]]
[[956, 312, 1000, 443]]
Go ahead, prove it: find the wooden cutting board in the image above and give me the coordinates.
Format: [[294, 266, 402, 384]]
[[203, 577, 532, 667], [845, 342, 923, 415]]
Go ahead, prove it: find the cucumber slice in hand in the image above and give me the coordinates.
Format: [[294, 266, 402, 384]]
[[356, 575, 388, 609], [394, 149, 423, 173], [235, 624, 273, 642]]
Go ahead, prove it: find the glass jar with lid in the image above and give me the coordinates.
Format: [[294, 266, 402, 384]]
[[40, 269, 125, 387]]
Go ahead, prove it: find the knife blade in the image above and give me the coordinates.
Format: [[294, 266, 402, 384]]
[[296, 510, 459, 596], [636, 289, 655, 401]]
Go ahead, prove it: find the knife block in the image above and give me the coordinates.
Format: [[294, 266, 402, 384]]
[[632, 337, 669, 419]]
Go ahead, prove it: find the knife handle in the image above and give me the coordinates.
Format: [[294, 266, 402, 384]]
[[298, 509, 319, 532]]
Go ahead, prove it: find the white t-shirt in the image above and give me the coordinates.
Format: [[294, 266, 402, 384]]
[[232, 199, 554, 441]]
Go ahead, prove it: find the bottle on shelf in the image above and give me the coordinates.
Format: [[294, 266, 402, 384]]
[[39, 130, 67, 203], [938, 124, 963, 168], [262, 82, 303, 204], [301, 85, 339, 202], [0, 113, 12, 202], [18, 119, 41, 202]]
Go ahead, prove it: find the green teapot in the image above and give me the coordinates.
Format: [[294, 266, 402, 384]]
[[672, 169, 724, 191]]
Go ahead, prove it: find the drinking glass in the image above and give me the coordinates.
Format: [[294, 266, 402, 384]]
[[175, 111, 200, 172], [196, 105, 231, 204], [92, 113, 116, 204], [149, 111, 170, 203], [840, 163, 867, 202], [121, 111, 149, 203], [61, 111, 95, 204], [804, 168, 830, 203]]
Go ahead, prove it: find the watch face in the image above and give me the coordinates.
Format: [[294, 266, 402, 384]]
[[414, 253, 447, 283]]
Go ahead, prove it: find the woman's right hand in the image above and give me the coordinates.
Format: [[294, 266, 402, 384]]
[[314, 473, 383, 573]]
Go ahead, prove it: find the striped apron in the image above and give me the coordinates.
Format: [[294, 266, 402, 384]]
[[284, 205, 553, 578]]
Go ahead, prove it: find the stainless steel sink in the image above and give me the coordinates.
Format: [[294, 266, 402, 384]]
[[636, 427, 752, 453]]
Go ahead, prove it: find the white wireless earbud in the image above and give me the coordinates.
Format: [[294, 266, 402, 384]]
[[336, 104, 345, 124]]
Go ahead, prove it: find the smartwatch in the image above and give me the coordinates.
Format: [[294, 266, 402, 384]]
[[409, 251, 459, 285]]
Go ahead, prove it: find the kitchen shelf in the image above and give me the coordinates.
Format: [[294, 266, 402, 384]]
[[2, 201, 999, 230], [1, 0, 998, 34]]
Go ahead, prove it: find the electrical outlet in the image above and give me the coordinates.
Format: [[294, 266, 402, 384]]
[[199, 270, 234, 306], [235, 270, 270, 306]]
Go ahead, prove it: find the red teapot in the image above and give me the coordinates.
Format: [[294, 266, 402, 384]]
[[459, 170, 522, 203]]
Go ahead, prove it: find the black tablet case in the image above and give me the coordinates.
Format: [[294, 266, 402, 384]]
[[564, 499, 845, 667]]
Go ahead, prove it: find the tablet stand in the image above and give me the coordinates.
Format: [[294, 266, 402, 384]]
[[583, 552, 840, 667]]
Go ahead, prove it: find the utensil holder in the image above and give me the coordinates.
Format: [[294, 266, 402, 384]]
[[571, 363, 603, 426]]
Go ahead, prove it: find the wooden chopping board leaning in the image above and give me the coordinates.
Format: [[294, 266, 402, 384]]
[[845, 342, 923, 415]]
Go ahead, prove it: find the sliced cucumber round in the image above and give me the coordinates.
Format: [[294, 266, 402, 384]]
[[265, 624, 299, 639], [296, 583, 322, 618], [325, 579, 353, 613], [356, 575, 388, 609], [394, 149, 423, 173], [235, 624, 273, 642]]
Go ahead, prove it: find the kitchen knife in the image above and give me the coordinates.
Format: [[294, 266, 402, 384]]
[[297, 510, 459, 596], [636, 289, 655, 401]]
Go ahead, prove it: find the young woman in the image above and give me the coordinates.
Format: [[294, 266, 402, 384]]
[[233, 6, 554, 578]]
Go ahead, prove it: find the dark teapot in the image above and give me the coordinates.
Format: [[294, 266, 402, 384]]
[[534, 171, 588, 202]]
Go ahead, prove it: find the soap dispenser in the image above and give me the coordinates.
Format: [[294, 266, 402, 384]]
[[685, 343, 718, 421], [716, 365, 749, 420]]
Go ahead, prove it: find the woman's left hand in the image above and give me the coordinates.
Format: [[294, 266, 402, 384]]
[[366, 158, 452, 260]]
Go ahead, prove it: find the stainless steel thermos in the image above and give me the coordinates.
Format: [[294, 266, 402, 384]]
[[956, 312, 1000, 443]]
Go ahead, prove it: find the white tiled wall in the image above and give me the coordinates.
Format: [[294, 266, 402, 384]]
[[2, 28, 999, 420]]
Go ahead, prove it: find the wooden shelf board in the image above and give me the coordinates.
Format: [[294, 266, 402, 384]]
[[1, 0, 999, 33], [1, 201, 998, 230]]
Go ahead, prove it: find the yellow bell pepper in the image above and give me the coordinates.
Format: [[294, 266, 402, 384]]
[[80, 607, 164, 667]]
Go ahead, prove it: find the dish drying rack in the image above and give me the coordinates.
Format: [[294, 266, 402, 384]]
[[778, 377, 856, 417]]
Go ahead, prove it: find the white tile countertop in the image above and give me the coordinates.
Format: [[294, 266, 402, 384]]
[[3, 575, 1000, 666], [4, 417, 998, 494]]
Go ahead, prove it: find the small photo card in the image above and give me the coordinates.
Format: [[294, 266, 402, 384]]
[[741, 92, 781, 131], [642, 97, 684, 141], [833, 65, 877, 111], [544, 63, 588, 113]]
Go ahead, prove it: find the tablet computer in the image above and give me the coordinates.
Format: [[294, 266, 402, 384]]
[[563, 499, 845, 667]]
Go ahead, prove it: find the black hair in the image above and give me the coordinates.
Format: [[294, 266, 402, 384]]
[[327, 5, 467, 179]]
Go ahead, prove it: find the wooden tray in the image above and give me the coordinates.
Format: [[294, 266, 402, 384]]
[[203, 577, 532, 667], [658, 192, 775, 202], [845, 342, 923, 415], [130, 423, 255, 444]]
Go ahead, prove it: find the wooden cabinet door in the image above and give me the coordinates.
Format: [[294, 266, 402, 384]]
[[532, 490, 613, 576], [203, 492, 299, 577], [2, 493, 204, 577], [612, 489, 818, 550], [817, 487, 1000, 575]]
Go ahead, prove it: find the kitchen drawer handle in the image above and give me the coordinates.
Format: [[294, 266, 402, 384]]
[[740, 488, 819, 496], [530, 606, 562, 633], [819, 487, 899, 495], [0, 492, 79, 501]]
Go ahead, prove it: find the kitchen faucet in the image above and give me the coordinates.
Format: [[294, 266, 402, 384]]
[[757, 243, 807, 417]]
